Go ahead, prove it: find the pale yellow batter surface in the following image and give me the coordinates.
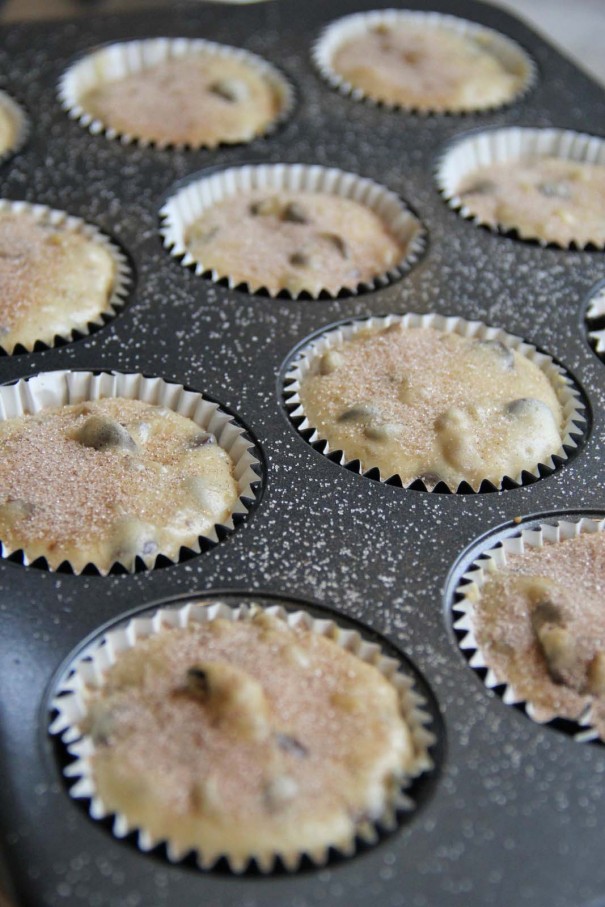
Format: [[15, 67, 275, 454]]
[[80, 53, 284, 147], [458, 156, 605, 247], [331, 22, 526, 111], [185, 191, 410, 296], [298, 323, 564, 489], [81, 611, 417, 864], [0, 209, 116, 353], [0, 398, 238, 572], [471, 530, 605, 737], [0, 104, 17, 156]]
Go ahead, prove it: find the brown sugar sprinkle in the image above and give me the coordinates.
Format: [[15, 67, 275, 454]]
[[82, 612, 416, 861], [0, 397, 238, 571], [472, 529, 605, 736], [0, 208, 116, 353]]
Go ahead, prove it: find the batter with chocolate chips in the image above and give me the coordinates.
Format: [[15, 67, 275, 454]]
[[185, 191, 411, 297], [0, 397, 238, 573], [458, 157, 605, 247], [330, 19, 527, 112], [0, 208, 116, 353], [78, 609, 421, 866], [471, 528, 605, 737], [298, 322, 565, 490], [79, 51, 284, 147]]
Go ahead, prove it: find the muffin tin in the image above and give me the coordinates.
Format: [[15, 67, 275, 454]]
[[1, 1, 605, 905]]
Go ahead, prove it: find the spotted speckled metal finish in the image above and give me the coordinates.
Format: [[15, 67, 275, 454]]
[[1, 1, 605, 906]]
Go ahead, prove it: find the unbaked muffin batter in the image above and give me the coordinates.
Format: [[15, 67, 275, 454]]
[[185, 191, 410, 296], [458, 156, 605, 247], [471, 529, 605, 737], [79, 610, 418, 864], [0, 209, 116, 353], [0, 103, 17, 156], [331, 21, 526, 111], [298, 323, 564, 489], [0, 398, 239, 572], [80, 53, 284, 147]]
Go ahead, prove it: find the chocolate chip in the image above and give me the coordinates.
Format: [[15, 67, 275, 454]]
[[208, 78, 248, 103], [189, 430, 215, 448], [474, 339, 515, 371], [318, 231, 349, 259], [186, 665, 209, 696], [337, 404, 379, 423], [276, 733, 308, 758], [74, 415, 136, 452], [289, 250, 310, 268], [249, 197, 281, 217], [282, 202, 309, 224], [530, 600, 564, 633]]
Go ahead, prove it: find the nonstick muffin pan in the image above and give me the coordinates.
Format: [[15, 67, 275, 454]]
[[1, 1, 605, 905]]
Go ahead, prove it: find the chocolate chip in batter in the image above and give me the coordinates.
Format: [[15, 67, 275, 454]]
[[74, 415, 136, 452], [317, 231, 350, 259], [208, 78, 249, 103], [282, 202, 309, 224]]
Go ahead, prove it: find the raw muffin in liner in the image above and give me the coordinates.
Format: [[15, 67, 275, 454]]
[[453, 515, 605, 742], [160, 163, 426, 299], [586, 282, 605, 358], [0, 370, 261, 574], [0, 200, 131, 354], [0, 88, 29, 164], [50, 598, 436, 872], [283, 313, 586, 493], [436, 126, 605, 248], [58, 37, 294, 149], [312, 10, 535, 115]]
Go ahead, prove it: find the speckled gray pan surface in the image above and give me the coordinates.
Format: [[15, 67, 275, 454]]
[[1, 1, 605, 906]]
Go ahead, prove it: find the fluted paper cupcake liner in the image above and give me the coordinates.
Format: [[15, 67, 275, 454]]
[[0, 370, 261, 574], [0, 88, 29, 165], [586, 281, 605, 357], [453, 515, 605, 742], [50, 597, 436, 872], [58, 37, 294, 150], [0, 199, 131, 354], [436, 126, 605, 248], [283, 312, 586, 493], [312, 10, 535, 115], [160, 163, 426, 299]]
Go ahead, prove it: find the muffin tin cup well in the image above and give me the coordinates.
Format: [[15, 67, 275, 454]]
[[58, 37, 294, 150], [50, 597, 437, 873], [0, 88, 29, 165], [436, 126, 605, 248], [0, 370, 262, 574], [0, 199, 132, 355], [283, 312, 587, 493], [312, 9, 536, 115], [160, 162, 426, 299], [452, 514, 605, 743]]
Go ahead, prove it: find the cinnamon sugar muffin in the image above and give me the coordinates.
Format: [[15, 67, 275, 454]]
[[296, 319, 567, 490], [321, 13, 530, 112], [184, 190, 411, 297], [75, 608, 424, 867], [457, 156, 605, 247], [0, 207, 117, 353], [0, 397, 239, 572], [74, 42, 287, 148], [469, 527, 605, 737]]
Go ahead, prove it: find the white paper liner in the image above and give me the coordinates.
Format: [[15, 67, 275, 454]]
[[453, 515, 605, 742], [0, 199, 131, 354], [586, 283, 605, 355], [160, 163, 426, 299], [50, 598, 436, 872], [283, 312, 586, 493], [312, 10, 536, 115], [0, 371, 261, 574], [436, 126, 605, 249], [58, 37, 294, 149], [0, 89, 29, 165]]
